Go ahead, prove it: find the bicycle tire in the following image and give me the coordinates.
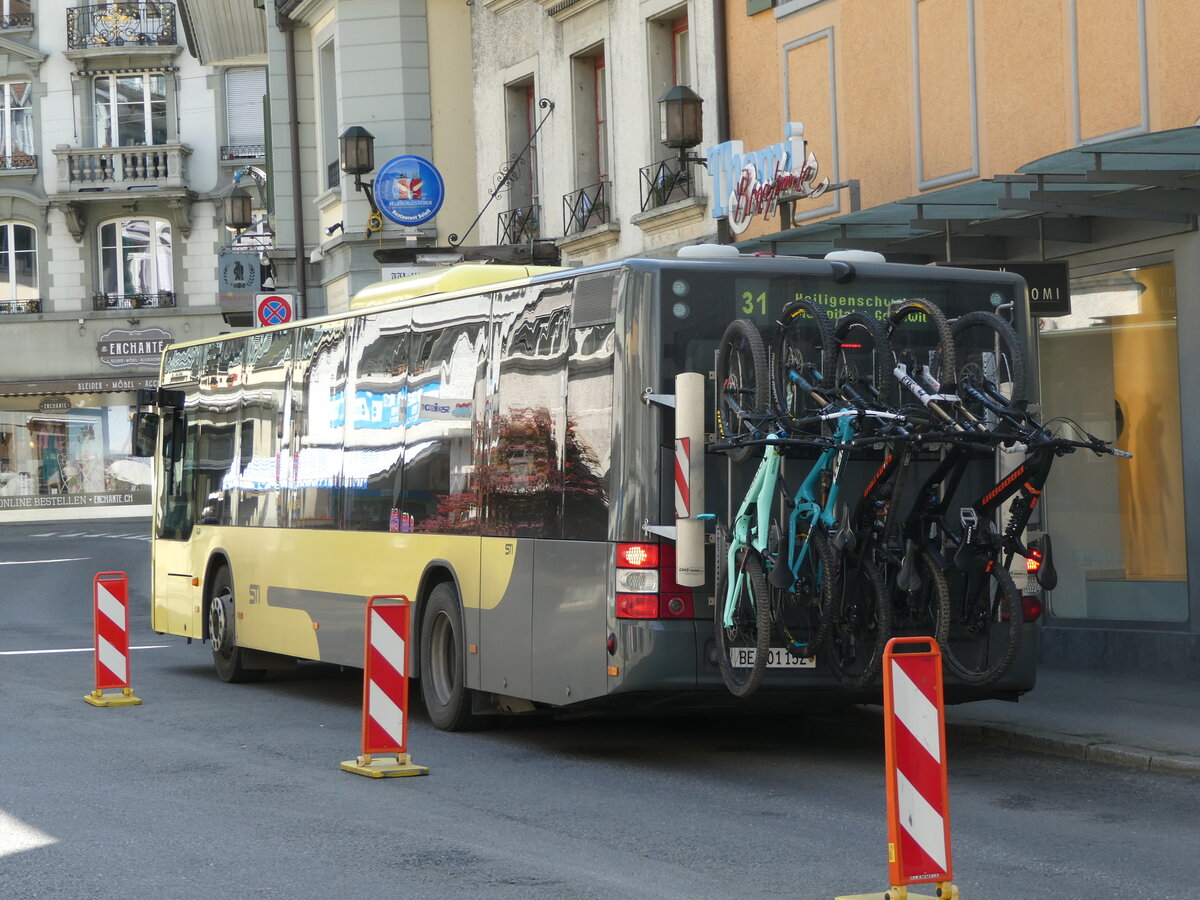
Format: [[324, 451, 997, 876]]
[[772, 524, 835, 660], [825, 554, 892, 688], [951, 311, 1027, 429], [714, 534, 772, 698], [771, 299, 835, 430], [891, 547, 951, 646], [715, 318, 770, 463], [940, 560, 1022, 687], [887, 299, 957, 397], [833, 312, 894, 406]]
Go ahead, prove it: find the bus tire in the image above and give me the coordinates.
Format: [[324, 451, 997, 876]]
[[419, 582, 475, 731], [208, 565, 267, 684]]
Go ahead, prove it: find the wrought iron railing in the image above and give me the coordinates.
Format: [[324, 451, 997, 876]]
[[639, 158, 696, 212], [221, 144, 265, 161], [0, 12, 33, 29], [67, 2, 177, 50], [327, 160, 340, 190], [93, 290, 175, 310], [0, 154, 36, 170], [562, 181, 610, 237], [0, 298, 40, 314], [497, 203, 539, 244]]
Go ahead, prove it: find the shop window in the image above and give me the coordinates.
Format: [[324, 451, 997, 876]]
[[0, 81, 33, 167], [0, 222, 37, 309], [1039, 262, 1187, 623], [98, 217, 173, 308], [93, 73, 168, 147]]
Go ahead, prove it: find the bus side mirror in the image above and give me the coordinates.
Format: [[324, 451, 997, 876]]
[[133, 411, 158, 458]]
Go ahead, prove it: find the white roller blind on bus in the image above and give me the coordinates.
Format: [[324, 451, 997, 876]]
[[226, 67, 266, 147]]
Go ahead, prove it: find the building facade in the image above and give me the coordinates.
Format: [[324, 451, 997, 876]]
[[0, 1, 233, 523], [720, 0, 1200, 675], [471, 0, 723, 265]]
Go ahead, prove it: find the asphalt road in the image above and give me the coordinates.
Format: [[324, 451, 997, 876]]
[[1, 522, 1197, 899]]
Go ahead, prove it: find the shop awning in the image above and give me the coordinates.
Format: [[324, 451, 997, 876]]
[[737, 126, 1200, 262]]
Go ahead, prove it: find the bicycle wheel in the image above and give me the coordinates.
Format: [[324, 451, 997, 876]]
[[825, 554, 892, 688], [891, 547, 951, 646], [951, 311, 1027, 429], [940, 559, 1022, 687], [772, 524, 835, 660], [771, 299, 834, 430], [715, 318, 770, 463], [833, 312, 894, 406], [886, 299, 957, 397], [714, 528, 772, 698]]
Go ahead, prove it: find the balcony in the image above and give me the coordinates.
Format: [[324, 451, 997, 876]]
[[562, 181, 610, 237], [220, 144, 265, 162], [93, 290, 175, 311], [0, 298, 41, 314], [639, 159, 697, 212], [0, 153, 36, 172], [498, 204, 539, 244], [67, 2, 177, 50], [0, 8, 33, 30], [53, 143, 191, 193]]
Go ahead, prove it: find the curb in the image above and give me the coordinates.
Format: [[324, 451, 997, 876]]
[[946, 719, 1200, 777]]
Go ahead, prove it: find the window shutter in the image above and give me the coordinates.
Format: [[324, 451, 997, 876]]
[[226, 68, 267, 147], [747, 0, 773, 13]]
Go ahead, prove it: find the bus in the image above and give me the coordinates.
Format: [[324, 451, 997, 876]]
[[136, 249, 1039, 729]]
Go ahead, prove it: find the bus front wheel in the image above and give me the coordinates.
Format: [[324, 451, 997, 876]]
[[419, 582, 475, 731], [208, 566, 266, 684]]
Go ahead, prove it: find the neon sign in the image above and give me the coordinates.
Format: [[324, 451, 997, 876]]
[[706, 122, 829, 234]]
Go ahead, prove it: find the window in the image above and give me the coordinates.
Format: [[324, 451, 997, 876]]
[[595, 54, 608, 182], [224, 68, 266, 159], [94, 73, 167, 147], [99, 218, 173, 303], [319, 41, 338, 189], [1039, 262, 1187, 623], [504, 80, 538, 211], [0, 82, 32, 165], [672, 15, 691, 87], [0, 222, 36, 306]]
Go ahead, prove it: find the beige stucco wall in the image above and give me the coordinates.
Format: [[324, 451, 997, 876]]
[[724, 0, 1200, 238]]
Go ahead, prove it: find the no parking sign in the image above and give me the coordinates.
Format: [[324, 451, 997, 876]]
[[256, 292, 294, 327]]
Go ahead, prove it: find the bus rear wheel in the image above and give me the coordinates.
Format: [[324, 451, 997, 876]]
[[208, 566, 266, 684], [419, 582, 476, 731]]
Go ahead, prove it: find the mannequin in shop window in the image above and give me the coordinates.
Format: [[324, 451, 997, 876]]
[[41, 435, 64, 494]]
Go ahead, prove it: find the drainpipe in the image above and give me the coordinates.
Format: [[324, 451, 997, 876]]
[[277, 6, 308, 317], [712, 0, 732, 245]]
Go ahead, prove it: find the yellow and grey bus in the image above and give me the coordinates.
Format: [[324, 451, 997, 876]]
[[138, 250, 1039, 729]]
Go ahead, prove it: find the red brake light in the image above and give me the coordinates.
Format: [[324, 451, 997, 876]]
[[617, 543, 659, 568], [1021, 595, 1044, 622], [1026, 549, 1043, 573], [616, 594, 658, 619], [841, 343, 863, 349]]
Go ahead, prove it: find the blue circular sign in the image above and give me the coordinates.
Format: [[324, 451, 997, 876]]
[[374, 155, 445, 226]]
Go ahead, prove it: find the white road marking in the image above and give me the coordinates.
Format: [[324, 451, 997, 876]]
[[0, 558, 89, 566], [0, 810, 57, 857], [0, 645, 170, 657]]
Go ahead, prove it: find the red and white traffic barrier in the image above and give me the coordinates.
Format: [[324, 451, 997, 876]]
[[340, 595, 428, 778], [881, 636, 957, 900], [83, 571, 142, 707]]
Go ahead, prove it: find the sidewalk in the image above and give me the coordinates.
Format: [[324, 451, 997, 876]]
[[941, 666, 1200, 776]]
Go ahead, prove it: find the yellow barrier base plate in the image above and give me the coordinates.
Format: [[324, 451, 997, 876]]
[[339, 753, 429, 778], [83, 689, 142, 707], [837, 884, 958, 900]]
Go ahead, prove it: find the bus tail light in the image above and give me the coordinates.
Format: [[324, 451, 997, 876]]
[[614, 542, 694, 619], [616, 594, 658, 619], [1021, 595, 1044, 622]]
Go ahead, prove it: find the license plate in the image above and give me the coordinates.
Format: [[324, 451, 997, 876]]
[[729, 647, 816, 669]]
